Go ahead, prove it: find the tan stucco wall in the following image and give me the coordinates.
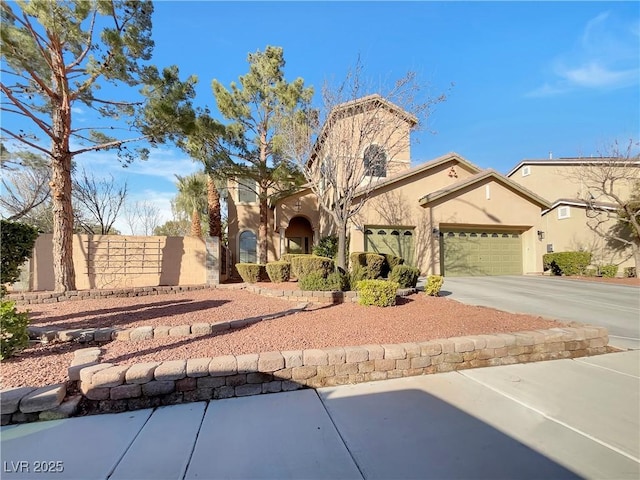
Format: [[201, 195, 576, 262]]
[[509, 163, 637, 203], [542, 206, 634, 272], [30, 234, 206, 291]]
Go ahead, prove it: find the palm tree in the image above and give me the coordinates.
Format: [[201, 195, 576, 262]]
[[179, 113, 229, 238], [175, 173, 207, 237]]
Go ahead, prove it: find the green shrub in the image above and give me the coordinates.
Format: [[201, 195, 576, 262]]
[[265, 262, 291, 283], [543, 252, 592, 276], [312, 235, 338, 259], [290, 255, 334, 280], [235, 263, 265, 283], [389, 265, 420, 288], [585, 268, 597, 277], [1, 220, 39, 295], [599, 265, 618, 278], [356, 280, 399, 307], [425, 275, 444, 296], [381, 253, 404, 277], [299, 271, 349, 291], [349, 252, 386, 279], [624, 267, 637, 278], [0, 300, 30, 360]]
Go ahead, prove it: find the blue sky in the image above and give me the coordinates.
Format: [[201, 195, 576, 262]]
[[5, 1, 640, 233]]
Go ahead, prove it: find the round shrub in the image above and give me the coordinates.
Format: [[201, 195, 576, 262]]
[[235, 263, 265, 283], [265, 262, 291, 283], [599, 265, 618, 278], [1, 220, 39, 295], [425, 275, 444, 297], [624, 267, 637, 278], [312, 235, 338, 259], [0, 300, 30, 360], [389, 265, 420, 288], [356, 280, 399, 307]]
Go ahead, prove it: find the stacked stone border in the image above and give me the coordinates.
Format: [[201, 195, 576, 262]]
[[28, 303, 309, 345], [1, 325, 609, 425], [8, 283, 417, 306]]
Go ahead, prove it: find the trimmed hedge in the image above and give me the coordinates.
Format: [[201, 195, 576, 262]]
[[389, 265, 420, 288], [543, 252, 592, 276], [1, 220, 39, 295], [291, 255, 334, 280], [349, 252, 387, 280], [235, 263, 266, 283], [356, 280, 399, 307], [265, 262, 291, 282], [299, 271, 349, 291], [381, 253, 404, 277], [425, 275, 444, 296], [0, 300, 29, 360], [599, 265, 618, 278]]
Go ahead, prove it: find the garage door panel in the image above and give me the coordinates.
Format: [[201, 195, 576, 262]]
[[443, 230, 522, 277], [365, 227, 415, 266]]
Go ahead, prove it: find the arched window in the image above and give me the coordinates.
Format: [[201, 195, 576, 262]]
[[364, 145, 387, 177], [239, 231, 257, 264]]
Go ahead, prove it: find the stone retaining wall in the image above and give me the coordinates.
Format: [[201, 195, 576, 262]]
[[10, 283, 416, 306], [7, 284, 214, 306], [1, 325, 609, 424]]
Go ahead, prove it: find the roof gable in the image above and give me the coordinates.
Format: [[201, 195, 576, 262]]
[[353, 152, 482, 198], [419, 169, 551, 209]]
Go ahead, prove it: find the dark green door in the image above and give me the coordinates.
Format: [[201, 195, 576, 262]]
[[442, 230, 522, 276]]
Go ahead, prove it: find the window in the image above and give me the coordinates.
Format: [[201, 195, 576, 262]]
[[363, 145, 387, 177], [237, 179, 257, 203], [522, 166, 531, 177], [558, 206, 570, 219], [239, 231, 257, 263]]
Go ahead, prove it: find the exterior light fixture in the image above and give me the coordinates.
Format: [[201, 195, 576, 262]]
[[537, 230, 545, 240]]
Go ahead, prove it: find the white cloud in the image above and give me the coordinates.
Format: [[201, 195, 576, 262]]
[[527, 11, 639, 97]]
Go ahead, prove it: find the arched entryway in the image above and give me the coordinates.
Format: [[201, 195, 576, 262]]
[[285, 216, 313, 254]]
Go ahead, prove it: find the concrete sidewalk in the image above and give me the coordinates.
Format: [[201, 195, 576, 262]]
[[2, 351, 639, 479]]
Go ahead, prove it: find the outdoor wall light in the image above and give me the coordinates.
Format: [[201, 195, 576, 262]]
[[537, 230, 545, 240]]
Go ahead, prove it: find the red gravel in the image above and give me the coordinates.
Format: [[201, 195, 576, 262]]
[[1, 288, 565, 389]]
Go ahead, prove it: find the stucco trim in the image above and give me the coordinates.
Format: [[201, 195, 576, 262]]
[[505, 157, 639, 178], [542, 199, 619, 216]]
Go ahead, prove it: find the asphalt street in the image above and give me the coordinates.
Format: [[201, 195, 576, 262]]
[[438, 276, 640, 350]]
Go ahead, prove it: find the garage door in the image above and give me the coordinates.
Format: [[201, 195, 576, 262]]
[[364, 227, 415, 266], [442, 230, 522, 276]]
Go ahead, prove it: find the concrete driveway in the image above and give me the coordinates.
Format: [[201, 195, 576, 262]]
[[2, 351, 639, 479], [439, 276, 640, 350]]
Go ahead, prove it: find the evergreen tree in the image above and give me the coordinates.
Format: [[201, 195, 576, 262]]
[[212, 46, 312, 263], [1, 0, 197, 290]]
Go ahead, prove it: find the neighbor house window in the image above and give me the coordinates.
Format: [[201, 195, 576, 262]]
[[364, 145, 387, 177], [237, 179, 257, 203], [558, 206, 570, 219], [522, 166, 531, 177], [239, 231, 257, 263]]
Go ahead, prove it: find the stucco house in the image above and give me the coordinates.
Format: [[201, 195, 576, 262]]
[[227, 95, 553, 277], [507, 158, 639, 272]]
